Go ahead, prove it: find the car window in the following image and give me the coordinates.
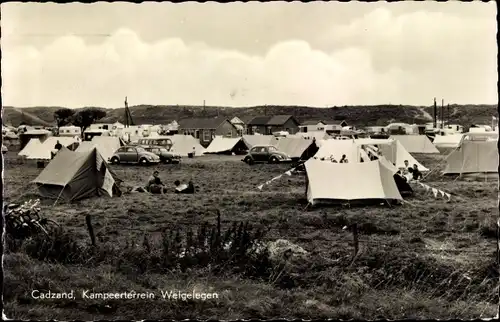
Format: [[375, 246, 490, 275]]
[[136, 147, 146, 153], [152, 148, 160, 154], [268, 146, 277, 152], [250, 147, 259, 153], [125, 147, 135, 152], [117, 147, 127, 153]]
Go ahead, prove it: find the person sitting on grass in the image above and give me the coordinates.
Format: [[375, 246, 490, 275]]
[[412, 164, 423, 181], [148, 171, 166, 194], [174, 180, 195, 194], [339, 154, 348, 163]]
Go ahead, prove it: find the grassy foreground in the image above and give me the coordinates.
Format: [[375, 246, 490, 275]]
[[2, 151, 498, 319]]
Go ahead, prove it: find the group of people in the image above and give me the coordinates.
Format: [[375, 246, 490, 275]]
[[318, 154, 349, 163], [128, 171, 195, 194], [397, 160, 423, 182]]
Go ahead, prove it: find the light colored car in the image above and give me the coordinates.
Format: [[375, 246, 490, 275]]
[[242, 145, 292, 165], [110, 145, 160, 165]]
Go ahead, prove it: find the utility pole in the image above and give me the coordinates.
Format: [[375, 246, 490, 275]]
[[433, 98, 437, 129], [447, 104, 450, 127], [203, 100, 206, 116], [441, 99, 444, 129]]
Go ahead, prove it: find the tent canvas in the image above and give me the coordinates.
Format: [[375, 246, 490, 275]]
[[204, 136, 249, 154], [242, 135, 276, 148], [312, 139, 361, 163], [76, 136, 122, 161], [18, 138, 42, 157], [33, 147, 121, 202], [274, 137, 318, 160], [390, 135, 440, 154], [25, 136, 79, 160], [356, 138, 429, 171], [169, 134, 206, 156], [304, 159, 403, 205], [432, 134, 463, 149], [443, 140, 498, 175]]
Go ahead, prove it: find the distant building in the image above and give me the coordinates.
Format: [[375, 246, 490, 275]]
[[58, 125, 81, 137], [90, 123, 114, 131], [230, 117, 246, 136], [299, 120, 326, 133], [247, 115, 300, 135], [178, 117, 239, 147]]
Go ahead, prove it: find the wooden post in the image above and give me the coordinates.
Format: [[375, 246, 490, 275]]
[[85, 214, 96, 246], [352, 223, 359, 258]]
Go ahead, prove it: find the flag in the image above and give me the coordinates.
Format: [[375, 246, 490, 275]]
[[445, 192, 451, 200], [257, 184, 263, 190], [424, 184, 430, 192], [285, 170, 292, 176], [272, 175, 282, 181], [439, 190, 445, 197], [432, 188, 438, 198], [101, 168, 115, 197], [266, 181, 271, 185]]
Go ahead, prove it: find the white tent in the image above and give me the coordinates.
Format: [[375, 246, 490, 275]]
[[432, 134, 463, 149], [18, 138, 42, 157], [312, 139, 361, 163], [204, 136, 247, 154], [304, 159, 403, 206], [390, 135, 439, 154], [242, 135, 277, 148], [169, 134, 206, 156], [355, 138, 429, 171], [274, 137, 317, 159], [76, 136, 122, 161], [24, 137, 78, 160]]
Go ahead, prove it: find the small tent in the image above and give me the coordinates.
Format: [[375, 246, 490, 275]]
[[304, 159, 403, 206], [390, 135, 440, 154], [443, 135, 498, 178], [18, 138, 42, 157], [242, 135, 276, 149], [204, 136, 249, 154], [33, 147, 121, 202], [274, 137, 318, 160], [24, 136, 79, 160], [169, 134, 206, 156]]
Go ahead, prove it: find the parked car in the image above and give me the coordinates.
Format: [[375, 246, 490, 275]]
[[141, 145, 181, 164], [110, 145, 161, 165], [242, 145, 292, 165]]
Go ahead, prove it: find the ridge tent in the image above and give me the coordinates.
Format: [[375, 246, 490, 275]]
[[204, 136, 249, 154], [169, 135, 206, 156], [18, 138, 43, 157], [33, 147, 121, 202], [443, 134, 498, 178], [76, 136, 122, 161], [356, 138, 429, 171], [242, 135, 277, 149], [304, 159, 403, 206], [390, 135, 439, 154], [274, 137, 318, 160], [24, 136, 79, 160]]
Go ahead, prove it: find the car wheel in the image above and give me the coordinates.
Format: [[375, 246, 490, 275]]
[[164, 158, 172, 164], [110, 157, 120, 165], [245, 156, 254, 165], [269, 156, 278, 163], [139, 158, 149, 165]]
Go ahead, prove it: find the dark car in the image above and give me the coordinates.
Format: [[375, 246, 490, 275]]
[[242, 145, 292, 165], [142, 145, 181, 164], [110, 145, 161, 165]]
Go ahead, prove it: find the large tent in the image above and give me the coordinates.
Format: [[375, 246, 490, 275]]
[[304, 158, 403, 206], [242, 135, 276, 148], [443, 134, 498, 177], [22, 136, 79, 160], [274, 137, 318, 160], [204, 136, 249, 154], [169, 135, 206, 156], [33, 147, 121, 202], [356, 138, 429, 171], [76, 136, 123, 161], [432, 134, 463, 149], [390, 135, 440, 154]]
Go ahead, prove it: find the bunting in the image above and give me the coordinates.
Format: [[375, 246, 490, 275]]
[[411, 181, 452, 200], [257, 166, 298, 190]]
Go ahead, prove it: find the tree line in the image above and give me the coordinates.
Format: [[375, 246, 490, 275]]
[[53, 108, 107, 138]]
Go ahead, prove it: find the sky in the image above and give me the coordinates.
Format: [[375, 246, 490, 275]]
[[1, 2, 497, 109]]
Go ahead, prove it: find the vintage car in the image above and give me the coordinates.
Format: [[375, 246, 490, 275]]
[[141, 145, 181, 164], [110, 145, 161, 165], [242, 145, 292, 165]]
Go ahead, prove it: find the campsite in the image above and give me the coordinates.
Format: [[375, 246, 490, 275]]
[[2, 137, 498, 319]]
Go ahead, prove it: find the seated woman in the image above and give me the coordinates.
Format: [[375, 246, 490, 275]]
[[148, 171, 167, 194], [174, 180, 195, 194]]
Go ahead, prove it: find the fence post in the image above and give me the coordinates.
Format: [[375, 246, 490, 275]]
[[352, 223, 359, 258], [85, 214, 96, 246]]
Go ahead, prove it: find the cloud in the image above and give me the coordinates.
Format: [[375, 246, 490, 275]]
[[2, 7, 497, 108]]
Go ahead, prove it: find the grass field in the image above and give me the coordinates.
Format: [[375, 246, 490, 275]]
[[2, 149, 499, 320]]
